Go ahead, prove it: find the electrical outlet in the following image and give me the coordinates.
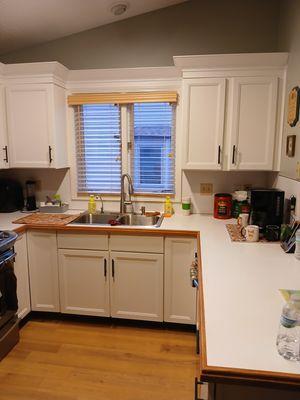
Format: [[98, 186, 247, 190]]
[[200, 183, 213, 194]]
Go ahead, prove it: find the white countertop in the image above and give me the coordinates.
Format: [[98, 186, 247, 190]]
[[2, 211, 300, 376]]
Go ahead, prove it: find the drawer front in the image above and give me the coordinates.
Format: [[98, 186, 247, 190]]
[[57, 232, 108, 250], [110, 235, 163, 253]]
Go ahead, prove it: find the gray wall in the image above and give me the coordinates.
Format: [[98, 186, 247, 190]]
[[278, 0, 300, 180], [0, 0, 281, 69]]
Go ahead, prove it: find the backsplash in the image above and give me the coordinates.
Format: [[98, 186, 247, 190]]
[[1, 168, 275, 215], [182, 170, 271, 214]]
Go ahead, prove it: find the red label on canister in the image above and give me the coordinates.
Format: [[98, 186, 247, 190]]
[[214, 193, 232, 219]]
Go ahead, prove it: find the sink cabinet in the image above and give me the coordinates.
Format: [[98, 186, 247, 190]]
[[58, 249, 110, 316], [28, 230, 196, 324], [27, 230, 60, 312], [110, 251, 163, 322]]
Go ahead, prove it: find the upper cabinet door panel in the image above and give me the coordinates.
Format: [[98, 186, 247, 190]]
[[182, 78, 226, 170], [6, 84, 53, 168], [0, 85, 9, 169], [229, 76, 278, 170]]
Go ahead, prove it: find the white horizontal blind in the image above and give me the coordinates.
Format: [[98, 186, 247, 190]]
[[74, 104, 121, 194], [130, 102, 176, 194]]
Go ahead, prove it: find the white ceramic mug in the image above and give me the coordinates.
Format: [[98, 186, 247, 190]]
[[241, 225, 259, 242], [237, 213, 249, 228]]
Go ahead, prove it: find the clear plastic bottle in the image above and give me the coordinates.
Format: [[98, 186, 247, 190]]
[[295, 230, 300, 260], [276, 294, 300, 361]]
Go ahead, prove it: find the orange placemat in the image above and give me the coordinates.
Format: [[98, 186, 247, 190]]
[[13, 213, 79, 226]]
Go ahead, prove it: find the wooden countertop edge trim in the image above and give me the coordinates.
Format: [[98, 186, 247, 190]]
[[197, 231, 300, 388], [12, 224, 198, 237]]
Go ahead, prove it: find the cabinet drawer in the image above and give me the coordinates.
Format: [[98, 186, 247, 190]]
[[110, 235, 163, 253], [57, 232, 108, 250]]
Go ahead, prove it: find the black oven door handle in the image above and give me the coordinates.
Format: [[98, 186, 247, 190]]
[[0, 252, 16, 267]]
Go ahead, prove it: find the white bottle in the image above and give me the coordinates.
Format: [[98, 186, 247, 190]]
[[276, 294, 300, 361], [295, 230, 300, 260]]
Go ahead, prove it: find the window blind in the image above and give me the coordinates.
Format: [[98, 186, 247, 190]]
[[130, 102, 176, 194], [74, 104, 121, 194], [68, 91, 178, 106]]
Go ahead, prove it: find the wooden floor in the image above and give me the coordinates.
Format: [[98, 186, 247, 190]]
[[0, 318, 198, 400]]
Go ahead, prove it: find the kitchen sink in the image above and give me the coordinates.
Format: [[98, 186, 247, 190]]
[[70, 212, 163, 228], [117, 214, 163, 227], [71, 212, 120, 225]]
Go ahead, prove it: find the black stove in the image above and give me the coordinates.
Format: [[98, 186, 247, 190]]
[[0, 230, 19, 361]]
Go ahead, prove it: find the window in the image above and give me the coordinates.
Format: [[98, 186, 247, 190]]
[[130, 102, 175, 193], [75, 104, 121, 193], [72, 95, 176, 196]]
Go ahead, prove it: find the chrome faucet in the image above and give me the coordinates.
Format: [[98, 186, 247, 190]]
[[120, 173, 134, 214]]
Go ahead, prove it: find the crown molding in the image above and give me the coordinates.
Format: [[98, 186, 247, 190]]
[[173, 52, 289, 70]]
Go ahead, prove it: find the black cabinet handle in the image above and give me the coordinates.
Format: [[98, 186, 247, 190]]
[[3, 146, 8, 163], [217, 145, 221, 165], [194, 377, 205, 400], [112, 259, 115, 280], [196, 329, 200, 355], [232, 145, 236, 164], [104, 258, 107, 278], [48, 146, 53, 163]]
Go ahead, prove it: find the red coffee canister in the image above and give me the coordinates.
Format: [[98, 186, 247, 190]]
[[214, 193, 232, 219]]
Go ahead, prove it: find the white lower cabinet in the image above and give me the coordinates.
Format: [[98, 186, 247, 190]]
[[14, 233, 31, 319], [58, 249, 110, 316], [27, 230, 60, 312], [110, 251, 164, 322], [164, 237, 197, 324]]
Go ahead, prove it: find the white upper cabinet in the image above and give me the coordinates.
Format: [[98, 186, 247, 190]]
[[4, 61, 69, 169], [0, 64, 9, 169], [227, 76, 278, 170], [6, 83, 68, 168], [182, 78, 226, 169], [177, 53, 287, 172]]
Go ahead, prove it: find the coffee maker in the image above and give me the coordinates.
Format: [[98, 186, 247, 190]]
[[25, 180, 37, 211], [249, 189, 285, 233]]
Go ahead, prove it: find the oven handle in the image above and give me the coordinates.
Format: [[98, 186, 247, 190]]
[[0, 252, 16, 267]]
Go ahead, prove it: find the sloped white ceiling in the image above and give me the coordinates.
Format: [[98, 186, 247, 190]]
[[0, 0, 186, 55]]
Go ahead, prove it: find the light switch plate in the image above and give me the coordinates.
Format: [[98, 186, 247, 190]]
[[200, 183, 213, 194]]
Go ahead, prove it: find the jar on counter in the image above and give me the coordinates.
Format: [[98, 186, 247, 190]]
[[214, 193, 232, 219]]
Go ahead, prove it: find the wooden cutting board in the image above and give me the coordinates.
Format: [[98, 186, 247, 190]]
[[13, 213, 80, 226]]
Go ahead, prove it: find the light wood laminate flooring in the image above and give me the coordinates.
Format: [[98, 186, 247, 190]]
[[0, 319, 198, 400]]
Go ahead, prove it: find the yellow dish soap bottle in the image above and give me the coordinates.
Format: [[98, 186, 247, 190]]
[[88, 195, 97, 214], [164, 196, 173, 217]]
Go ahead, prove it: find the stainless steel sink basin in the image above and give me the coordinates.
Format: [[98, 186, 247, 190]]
[[70, 212, 163, 227], [71, 212, 120, 225], [117, 214, 163, 227]]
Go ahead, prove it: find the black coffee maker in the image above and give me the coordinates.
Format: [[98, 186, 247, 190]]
[[25, 180, 37, 211], [249, 189, 285, 234]]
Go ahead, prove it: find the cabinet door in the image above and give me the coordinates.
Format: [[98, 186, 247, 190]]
[[228, 76, 278, 170], [14, 233, 31, 319], [164, 237, 197, 324], [6, 84, 53, 168], [0, 85, 9, 169], [58, 249, 110, 316], [182, 78, 226, 169], [110, 251, 163, 322], [27, 230, 59, 312]]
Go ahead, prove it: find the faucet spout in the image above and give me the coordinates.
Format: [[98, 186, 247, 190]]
[[120, 174, 134, 214]]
